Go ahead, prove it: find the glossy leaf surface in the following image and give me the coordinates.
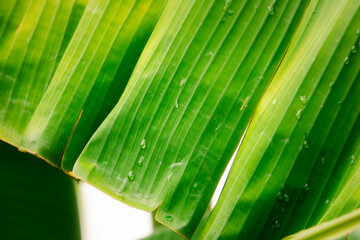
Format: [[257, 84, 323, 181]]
[[202, 0, 360, 239], [74, 0, 308, 237]]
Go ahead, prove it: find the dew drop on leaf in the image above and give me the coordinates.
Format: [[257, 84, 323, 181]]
[[296, 109, 303, 120], [350, 155, 355, 165], [277, 192, 283, 201], [140, 139, 146, 149], [165, 215, 174, 223], [303, 140, 309, 149], [320, 157, 326, 165], [128, 171, 135, 181], [268, 6, 274, 15], [344, 56, 350, 65], [138, 156, 144, 167], [275, 220, 281, 228], [223, 0, 230, 12], [300, 95, 307, 105], [303, 183, 310, 191], [284, 194, 290, 202], [352, 45, 357, 53]]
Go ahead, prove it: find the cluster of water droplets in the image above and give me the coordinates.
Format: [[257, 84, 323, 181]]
[[221, 0, 235, 24], [127, 139, 148, 181], [272, 191, 291, 230], [343, 31, 360, 65], [296, 95, 307, 121]]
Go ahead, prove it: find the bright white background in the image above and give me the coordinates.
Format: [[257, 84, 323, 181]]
[[76, 141, 240, 240]]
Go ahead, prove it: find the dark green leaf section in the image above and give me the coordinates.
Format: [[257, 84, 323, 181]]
[[313, 116, 360, 225], [20, 0, 167, 170], [202, 0, 360, 239], [0, 0, 87, 147], [74, 0, 308, 237], [0, 141, 80, 240]]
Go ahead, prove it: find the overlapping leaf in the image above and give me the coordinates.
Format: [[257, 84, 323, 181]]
[[0, 141, 80, 239], [202, 0, 360, 239], [284, 209, 360, 240], [19, 0, 167, 171], [73, 0, 308, 237], [0, 0, 87, 147]]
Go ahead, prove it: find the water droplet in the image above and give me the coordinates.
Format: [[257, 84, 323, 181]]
[[223, 0, 230, 12], [268, 6, 275, 15], [284, 194, 290, 202], [338, 101, 343, 106], [138, 156, 144, 167], [227, 9, 234, 16], [329, 82, 334, 89], [320, 157, 326, 165], [128, 171, 135, 181], [180, 78, 187, 87], [281, 207, 285, 213], [215, 123, 221, 132], [296, 109, 303, 120], [350, 155, 355, 165], [325, 199, 330, 205], [193, 183, 198, 191], [300, 95, 307, 105], [275, 220, 281, 228], [344, 56, 350, 65], [165, 215, 174, 223], [277, 192, 283, 201], [356, 29, 360, 35], [303, 140, 309, 149], [175, 99, 179, 108], [352, 45, 357, 53], [140, 139, 146, 149], [303, 183, 310, 191]]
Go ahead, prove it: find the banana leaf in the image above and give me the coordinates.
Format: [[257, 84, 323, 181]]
[[73, 0, 308, 237], [314, 116, 360, 225], [0, 0, 87, 147], [0, 141, 80, 239], [20, 0, 167, 171], [284, 209, 360, 240], [202, 0, 360, 239]]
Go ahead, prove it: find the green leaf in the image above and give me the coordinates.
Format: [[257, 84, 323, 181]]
[[284, 209, 360, 240], [0, 141, 80, 239], [202, 0, 360, 239], [142, 226, 183, 240], [0, 0, 87, 147], [20, 0, 167, 171], [313, 116, 360, 225], [73, 0, 308, 237]]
